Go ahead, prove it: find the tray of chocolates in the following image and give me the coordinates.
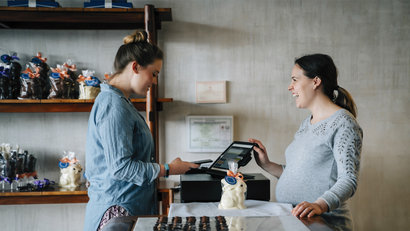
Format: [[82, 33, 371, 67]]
[[134, 215, 311, 231]]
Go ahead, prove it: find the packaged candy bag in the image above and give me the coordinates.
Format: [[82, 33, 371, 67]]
[[48, 65, 68, 99], [1, 53, 21, 99], [0, 64, 9, 99], [18, 65, 36, 99], [62, 77, 74, 98], [78, 70, 101, 99], [9, 57, 22, 99], [30, 52, 50, 99], [63, 60, 79, 99], [0, 152, 6, 190], [48, 60, 79, 99]]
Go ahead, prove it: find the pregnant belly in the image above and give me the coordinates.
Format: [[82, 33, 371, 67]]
[[275, 171, 328, 205]]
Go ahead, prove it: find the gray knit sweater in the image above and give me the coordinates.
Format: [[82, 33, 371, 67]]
[[276, 109, 363, 224]]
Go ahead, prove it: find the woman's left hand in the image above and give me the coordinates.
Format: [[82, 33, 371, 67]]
[[291, 200, 328, 218]]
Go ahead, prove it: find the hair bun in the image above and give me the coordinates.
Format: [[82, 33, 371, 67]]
[[123, 30, 148, 44]]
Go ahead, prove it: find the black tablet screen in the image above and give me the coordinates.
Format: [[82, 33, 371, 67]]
[[211, 142, 254, 170]]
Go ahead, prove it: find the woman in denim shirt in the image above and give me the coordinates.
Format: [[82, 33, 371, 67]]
[[84, 30, 198, 231]]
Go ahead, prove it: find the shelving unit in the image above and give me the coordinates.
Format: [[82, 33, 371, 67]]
[[0, 5, 173, 213]]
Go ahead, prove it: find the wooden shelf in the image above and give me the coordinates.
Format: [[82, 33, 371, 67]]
[[0, 98, 173, 112], [0, 7, 172, 30], [0, 181, 174, 214], [0, 185, 88, 205]]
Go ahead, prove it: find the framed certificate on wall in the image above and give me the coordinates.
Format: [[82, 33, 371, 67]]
[[196, 81, 227, 103], [186, 115, 233, 152]]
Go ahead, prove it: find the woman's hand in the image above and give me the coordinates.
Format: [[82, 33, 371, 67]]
[[168, 158, 199, 175], [292, 199, 328, 218], [248, 138, 284, 178], [248, 138, 270, 168]]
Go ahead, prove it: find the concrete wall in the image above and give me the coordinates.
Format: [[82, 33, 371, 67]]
[[0, 0, 409, 230]]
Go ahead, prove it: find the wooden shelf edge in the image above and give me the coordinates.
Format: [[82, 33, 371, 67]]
[[0, 98, 173, 104], [0, 98, 173, 112], [0, 185, 171, 205], [0, 190, 87, 197], [0, 6, 170, 13], [0, 195, 89, 205], [0, 187, 88, 204], [0, 6, 145, 12], [0, 6, 172, 30]]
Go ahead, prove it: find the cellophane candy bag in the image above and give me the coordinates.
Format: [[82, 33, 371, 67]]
[[30, 52, 50, 99], [78, 70, 101, 99], [0, 52, 21, 99]]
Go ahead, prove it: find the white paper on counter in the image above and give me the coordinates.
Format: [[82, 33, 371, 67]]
[[168, 200, 293, 217]]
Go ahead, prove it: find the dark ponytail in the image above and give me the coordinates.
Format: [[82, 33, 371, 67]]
[[295, 54, 357, 118]]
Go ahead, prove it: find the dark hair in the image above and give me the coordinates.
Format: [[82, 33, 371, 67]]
[[113, 30, 163, 76], [295, 54, 357, 117]]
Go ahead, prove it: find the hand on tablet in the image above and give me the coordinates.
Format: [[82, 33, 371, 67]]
[[248, 138, 270, 168]]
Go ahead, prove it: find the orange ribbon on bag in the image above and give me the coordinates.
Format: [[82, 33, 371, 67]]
[[22, 67, 40, 78], [36, 52, 47, 63], [77, 74, 93, 82], [63, 63, 77, 71], [51, 67, 70, 79], [227, 170, 244, 180], [60, 157, 79, 164]]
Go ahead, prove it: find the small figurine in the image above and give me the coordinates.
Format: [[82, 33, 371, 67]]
[[218, 161, 247, 210], [218, 175, 247, 210], [59, 152, 82, 188]]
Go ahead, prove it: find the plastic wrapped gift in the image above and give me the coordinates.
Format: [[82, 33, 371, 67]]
[[0, 53, 21, 99], [30, 52, 50, 99], [0, 64, 10, 99], [84, 0, 133, 9], [18, 65, 39, 99], [0, 144, 38, 192], [48, 65, 68, 99], [7, 0, 60, 7], [77, 70, 101, 99], [63, 60, 80, 99], [48, 60, 79, 99]]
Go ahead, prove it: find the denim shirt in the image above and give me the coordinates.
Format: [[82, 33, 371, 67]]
[[84, 83, 160, 231]]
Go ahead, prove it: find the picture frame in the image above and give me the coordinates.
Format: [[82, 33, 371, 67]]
[[196, 81, 227, 103], [186, 115, 233, 153]]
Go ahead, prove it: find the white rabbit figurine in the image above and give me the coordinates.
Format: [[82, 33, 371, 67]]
[[218, 176, 247, 210], [59, 152, 82, 188], [59, 162, 82, 188]]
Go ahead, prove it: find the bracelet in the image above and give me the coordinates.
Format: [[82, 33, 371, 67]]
[[164, 164, 170, 178]]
